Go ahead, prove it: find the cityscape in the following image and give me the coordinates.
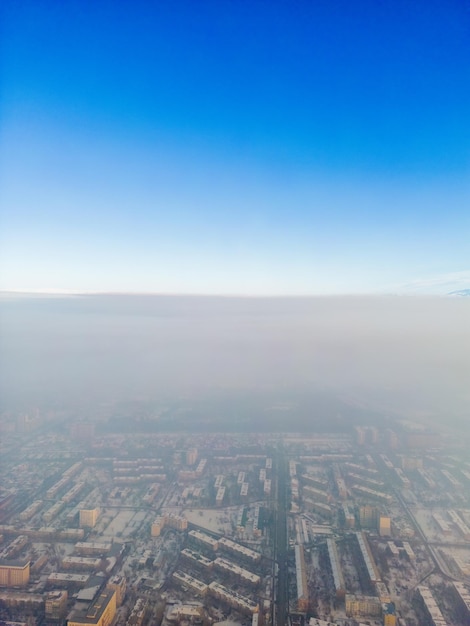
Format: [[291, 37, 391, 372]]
[[1, 410, 470, 626], [1, 1, 470, 626]]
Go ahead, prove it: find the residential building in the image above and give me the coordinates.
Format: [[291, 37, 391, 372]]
[[0, 560, 30, 587]]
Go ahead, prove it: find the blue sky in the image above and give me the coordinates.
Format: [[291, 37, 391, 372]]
[[1, 0, 469, 295]]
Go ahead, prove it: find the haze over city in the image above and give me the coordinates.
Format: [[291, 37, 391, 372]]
[[1, 0, 469, 413], [1, 293, 469, 424], [1, 3, 470, 626]]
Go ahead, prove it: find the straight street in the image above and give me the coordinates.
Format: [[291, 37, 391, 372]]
[[274, 445, 289, 626]]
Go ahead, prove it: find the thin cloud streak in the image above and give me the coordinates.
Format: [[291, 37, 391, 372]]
[[390, 270, 470, 295]]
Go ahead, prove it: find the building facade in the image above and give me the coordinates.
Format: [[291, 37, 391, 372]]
[[0, 560, 30, 587]]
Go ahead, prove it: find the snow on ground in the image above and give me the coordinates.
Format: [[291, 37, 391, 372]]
[[412, 507, 461, 543], [181, 508, 235, 535], [101, 509, 149, 538]]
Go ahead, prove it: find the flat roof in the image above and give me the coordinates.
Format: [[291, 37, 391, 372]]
[[0, 559, 30, 568], [70, 589, 116, 624]]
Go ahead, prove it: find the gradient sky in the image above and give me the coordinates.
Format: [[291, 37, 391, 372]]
[[1, 0, 469, 295]]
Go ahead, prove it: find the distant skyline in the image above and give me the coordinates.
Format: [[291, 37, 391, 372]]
[[1, 0, 469, 295]]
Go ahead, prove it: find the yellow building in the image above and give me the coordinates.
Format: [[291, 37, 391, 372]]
[[79, 508, 100, 528], [186, 448, 198, 466], [45, 590, 68, 620], [106, 575, 126, 606], [68, 589, 116, 626], [295, 545, 309, 613], [151, 517, 163, 537], [345, 594, 381, 618], [151, 514, 187, 537], [383, 602, 397, 625], [359, 505, 378, 529], [379, 515, 391, 536], [166, 514, 188, 531], [0, 560, 30, 587]]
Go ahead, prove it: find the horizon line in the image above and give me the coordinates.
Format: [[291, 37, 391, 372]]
[[0, 288, 462, 299]]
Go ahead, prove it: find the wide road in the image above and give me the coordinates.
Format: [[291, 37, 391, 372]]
[[274, 444, 289, 626]]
